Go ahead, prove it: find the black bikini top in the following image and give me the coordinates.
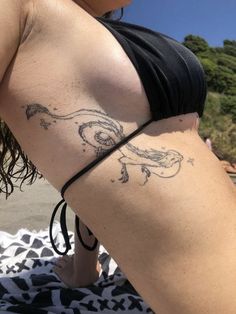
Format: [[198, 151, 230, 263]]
[[49, 17, 207, 255], [98, 17, 207, 120]]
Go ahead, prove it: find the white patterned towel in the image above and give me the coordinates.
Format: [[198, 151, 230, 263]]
[[0, 223, 153, 314]]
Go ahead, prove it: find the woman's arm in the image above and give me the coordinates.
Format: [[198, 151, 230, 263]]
[[73, 218, 100, 286], [53, 218, 100, 288], [0, 0, 31, 85], [0, 1, 101, 287]]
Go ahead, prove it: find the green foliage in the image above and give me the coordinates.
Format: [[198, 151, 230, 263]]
[[223, 40, 236, 57], [198, 58, 236, 95], [217, 55, 236, 73], [199, 93, 236, 162], [224, 40, 236, 46], [183, 35, 209, 54], [185, 36, 236, 162], [220, 95, 236, 122], [184, 35, 236, 162], [184, 37, 236, 96], [198, 57, 217, 88], [211, 66, 236, 95]]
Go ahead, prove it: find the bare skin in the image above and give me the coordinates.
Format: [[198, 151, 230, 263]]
[[53, 219, 101, 288], [1, 0, 236, 313]]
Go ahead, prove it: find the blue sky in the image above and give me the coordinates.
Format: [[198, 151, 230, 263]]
[[123, 0, 236, 47]]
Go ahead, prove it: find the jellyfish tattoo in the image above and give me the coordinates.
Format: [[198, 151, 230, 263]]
[[25, 104, 184, 185]]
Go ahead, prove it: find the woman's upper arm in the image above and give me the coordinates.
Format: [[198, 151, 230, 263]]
[[0, 0, 31, 83]]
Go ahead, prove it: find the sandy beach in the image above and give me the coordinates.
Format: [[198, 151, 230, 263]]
[[0, 178, 75, 234]]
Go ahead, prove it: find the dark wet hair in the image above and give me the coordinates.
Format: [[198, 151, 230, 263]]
[[0, 120, 41, 198], [0, 8, 124, 199]]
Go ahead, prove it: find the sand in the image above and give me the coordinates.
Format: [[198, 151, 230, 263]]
[[0, 178, 75, 233]]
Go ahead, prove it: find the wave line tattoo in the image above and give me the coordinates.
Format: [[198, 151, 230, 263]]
[[25, 104, 184, 184]]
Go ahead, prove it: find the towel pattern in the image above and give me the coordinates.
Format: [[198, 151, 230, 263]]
[[0, 223, 154, 313]]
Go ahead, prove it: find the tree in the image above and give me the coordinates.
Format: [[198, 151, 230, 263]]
[[217, 55, 236, 73], [199, 93, 236, 163], [198, 57, 216, 88], [182, 36, 236, 162], [183, 35, 209, 54], [220, 96, 236, 122], [223, 40, 236, 57], [211, 66, 236, 94]]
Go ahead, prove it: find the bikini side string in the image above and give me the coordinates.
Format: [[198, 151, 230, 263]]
[[49, 118, 154, 255]]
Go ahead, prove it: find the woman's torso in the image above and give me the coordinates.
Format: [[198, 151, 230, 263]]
[[0, 0, 235, 256], [0, 1, 236, 311], [0, 0, 152, 184]]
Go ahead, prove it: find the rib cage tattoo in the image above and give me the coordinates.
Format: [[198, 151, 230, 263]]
[[25, 104, 184, 185]]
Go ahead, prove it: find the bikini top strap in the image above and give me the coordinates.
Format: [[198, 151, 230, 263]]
[[49, 118, 154, 255]]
